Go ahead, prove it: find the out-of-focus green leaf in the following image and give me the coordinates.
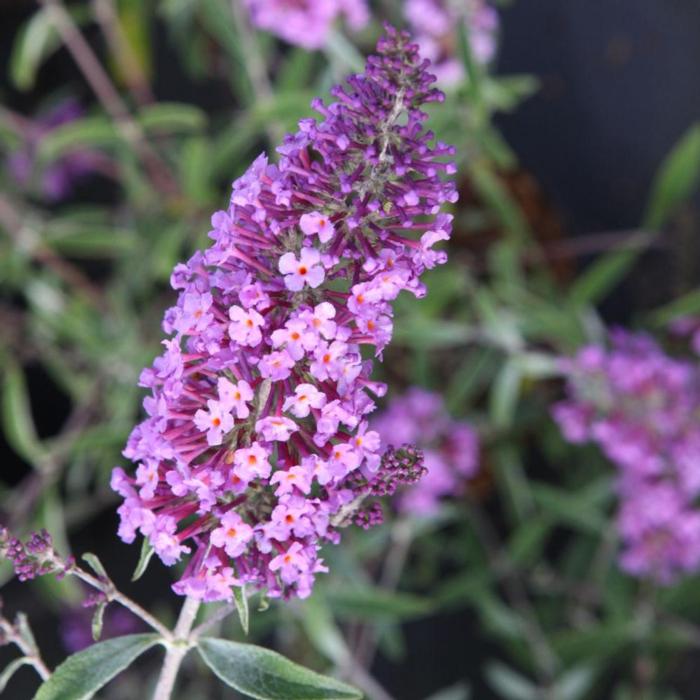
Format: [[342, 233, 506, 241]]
[[325, 29, 364, 73], [425, 682, 471, 700], [326, 587, 433, 621], [37, 117, 120, 165], [277, 49, 317, 92], [568, 247, 644, 307], [197, 637, 363, 700], [507, 518, 551, 567], [551, 666, 598, 700], [198, 0, 252, 101], [34, 634, 160, 700], [647, 286, 700, 328], [10, 8, 60, 91], [138, 103, 207, 134], [2, 360, 46, 467], [485, 662, 537, 700], [300, 596, 351, 667], [489, 359, 521, 428], [482, 75, 539, 114], [644, 122, 700, 230], [180, 136, 212, 205], [531, 483, 606, 534], [45, 225, 137, 257]]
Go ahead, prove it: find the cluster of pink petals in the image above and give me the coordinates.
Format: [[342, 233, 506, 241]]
[[372, 388, 479, 515], [243, 0, 369, 49], [112, 27, 456, 602], [553, 329, 700, 584], [404, 0, 499, 86]]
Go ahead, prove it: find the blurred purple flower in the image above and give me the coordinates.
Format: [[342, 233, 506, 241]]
[[404, 0, 499, 87], [243, 0, 369, 49], [372, 388, 480, 515], [553, 329, 700, 583], [6, 98, 100, 202]]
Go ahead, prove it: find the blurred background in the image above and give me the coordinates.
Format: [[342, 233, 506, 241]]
[[2, 1, 700, 698]]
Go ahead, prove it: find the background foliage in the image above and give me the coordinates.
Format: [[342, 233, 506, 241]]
[[2, 1, 700, 698]]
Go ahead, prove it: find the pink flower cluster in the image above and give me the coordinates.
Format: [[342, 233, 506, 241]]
[[243, 0, 368, 49], [404, 0, 499, 86], [112, 27, 457, 602], [553, 329, 700, 583], [372, 388, 479, 515]]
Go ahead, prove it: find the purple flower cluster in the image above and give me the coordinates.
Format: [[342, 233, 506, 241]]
[[404, 0, 499, 86], [553, 329, 700, 583], [0, 527, 68, 582], [243, 0, 368, 49], [372, 388, 479, 515], [112, 27, 457, 602], [6, 99, 100, 202]]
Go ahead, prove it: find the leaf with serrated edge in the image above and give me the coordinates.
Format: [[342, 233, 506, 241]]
[[197, 637, 362, 700], [34, 634, 160, 700]]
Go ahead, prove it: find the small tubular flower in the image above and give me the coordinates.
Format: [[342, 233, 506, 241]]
[[113, 27, 456, 601]]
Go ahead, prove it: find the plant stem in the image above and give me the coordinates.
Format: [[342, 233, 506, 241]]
[[68, 566, 172, 639], [0, 616, 50, 681], [152, 597, 200, 700]]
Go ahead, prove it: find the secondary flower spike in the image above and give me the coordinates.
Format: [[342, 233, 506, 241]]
[[112, 26, 457, 602]]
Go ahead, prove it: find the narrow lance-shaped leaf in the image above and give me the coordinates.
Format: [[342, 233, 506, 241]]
[[197, 637, 363, 700], [644, 122, 700, 230], [233, 584, 250, 635], [0, 657, 32, 694], [131, 537, 155, 582], [34, 634, 160, 700]]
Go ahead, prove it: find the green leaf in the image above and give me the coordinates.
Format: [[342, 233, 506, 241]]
[[485, 662, 537, 700], [197, 637, 363, 700], [82, 552, 108, 580], [131, 537, 155, 582], [233, 585, 250, 635], [647, 286, 700, 328], [45, 225, 137, 258], [326, 587, 433, 621], [2, 361, 46, 467], [644, 123, 700, 229], [0, 657, 32, 694], [138, 103, 207, 134], [551, 666, 598, 700], [324, 29, 364, 73], [34, 634, 160, 700], [37, 117, 120, 166], [92, 601, 107, 642], [531, 483, 606, 534], [489, 359, 521, 429], [300, 597, 351, 668], [10, 8, 60, 91], [569, 247, 645, 306]]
